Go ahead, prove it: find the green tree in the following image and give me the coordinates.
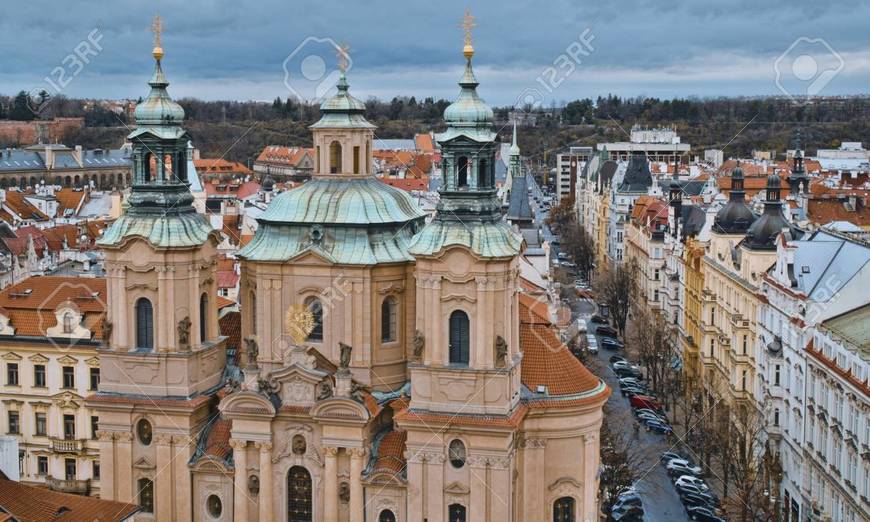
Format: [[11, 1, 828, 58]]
[[9, 91, 36, 121]]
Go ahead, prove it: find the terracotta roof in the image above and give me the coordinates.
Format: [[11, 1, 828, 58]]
[[414, 133, 435, 153], [194, 158, 253, 176], [2, 191, 48, 222], [217, 296, 236, 309], [219, 311, 241, 351], [806, 198, 870, 227], [239, 234, 254, 247], [54, 188, 87, 214], [0, 476, 139, 521], [519, 276, 545, 294], [0, 276, 106, 338], [217, 257, 235, 272], [216, 270, 239, 289], [517, 293, 550, 325], [379, 176, 429, 192], [205, 181, 260, 200], [255, 146, 314, 167], [371, 430, 407, 475], [387, 396, 410, 413], [204, 417, 233, 460]]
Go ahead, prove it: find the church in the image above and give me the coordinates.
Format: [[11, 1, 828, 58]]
[[87, 17, 609, 522]]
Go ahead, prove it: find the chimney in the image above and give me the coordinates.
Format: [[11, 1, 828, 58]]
[[44, 146, 54, 170], [73, 145, 83, 166]]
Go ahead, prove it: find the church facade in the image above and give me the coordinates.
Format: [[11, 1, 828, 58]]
[[88, 23, 609, 522]]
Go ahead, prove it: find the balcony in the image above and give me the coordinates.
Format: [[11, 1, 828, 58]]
[[50, 437, 85, 454], [46, 476, 90, 495]]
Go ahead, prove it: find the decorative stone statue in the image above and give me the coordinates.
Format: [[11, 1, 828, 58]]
[[247, 474, 260, 495], [338, 482, 350, 503], [317, 381, 333, 400], [257, 377, 277, 395], [339, 342, 352, 369], [177, 316, 191, 349], [245, 337, 259, 367], [495, 335, 508, 368], [101, 320, 113, 346], [412, 329, 425, 361], [292, 435, 307, 455]]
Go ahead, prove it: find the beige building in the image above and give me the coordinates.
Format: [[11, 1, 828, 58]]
[[90, 28, 608, 522], [0, 275, 106, 495]]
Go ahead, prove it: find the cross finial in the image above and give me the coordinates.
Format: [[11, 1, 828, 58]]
[[460, 9, 476, 47], [151, 14, 164, 60], [336, 42, 351, 73]]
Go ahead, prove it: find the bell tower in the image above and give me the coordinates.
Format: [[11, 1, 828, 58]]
[[87, 18, 225, 521], [407, 14, 524, 416]]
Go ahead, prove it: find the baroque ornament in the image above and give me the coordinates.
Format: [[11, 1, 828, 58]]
[[285, 304, 315, 344]]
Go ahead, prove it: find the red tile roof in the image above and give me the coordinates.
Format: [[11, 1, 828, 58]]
[[2, 191, 48, 222], [0, 475, 139, 521], [205, 180, 260, 200], [0, 276, 106, 338], [379, 177, 429, 192], [217, 270, 240, 289], [54, 188, 87, 214], [219, 311, 241, 351], [371, 430, 407, 475], [204, 418, 233, 460], [255, 146, 314, 167], [194, 158, 253, 177]]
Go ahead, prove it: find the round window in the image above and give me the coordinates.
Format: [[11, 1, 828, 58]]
[[136, 419, 152, 446], [448, 439, 466, 469], [206, 494, 222, 518]]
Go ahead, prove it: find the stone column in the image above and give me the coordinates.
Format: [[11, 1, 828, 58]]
[[468, 455, 488, 521], [173, 435, 193, 522], [349, 448, 366, 522], [488, 456, 512, 522], [115, 432, 134, 502], [96, 431, 115, 500], [155, 434, 173, 521], [323, 447, 339, 522], [405, 450, 425, 522], [231, 439, 248, 522], [582, 433, 598, 522], [256, 442, 274, 522], [424, 453, 445, 522]]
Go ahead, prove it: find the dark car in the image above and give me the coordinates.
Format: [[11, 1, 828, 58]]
[[660, 451, 685, 464], [615, 492, 642, 507], [597, 325, 618, 337], [623, 387, 650, 398], [681, 489, 720, 507], [643, 419, 673, 434], [611, 504, 644, 521], [680, 492, 717, 511], [590, 314, 608, 324], [676, 484, 720, 505], [601, 337, 625, 350], [609, 355, 626, 364], [686, 506, 725, 521], [615, 368, 643, 380]]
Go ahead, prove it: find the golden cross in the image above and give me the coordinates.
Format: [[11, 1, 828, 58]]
[[460, 9, 476, 46], [336, 42, 350, 73], [151, 14, 163, 49]]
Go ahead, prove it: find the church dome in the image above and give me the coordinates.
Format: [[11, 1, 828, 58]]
[[260, 177, 425, 225], [133, 61, 185, 126], [443, 76, 494, 126], [745, 173, 793, 250], [309, 72, 375, 130]]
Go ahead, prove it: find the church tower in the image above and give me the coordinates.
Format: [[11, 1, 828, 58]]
[[87, 19, 225, 521], [401, 14, 524, 521]]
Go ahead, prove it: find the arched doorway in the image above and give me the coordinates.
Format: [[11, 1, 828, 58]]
[[378, 509, 396, 522], [448, 504, 466, 522], [449, 310, 470, 365], [287, 466, 312, 521]]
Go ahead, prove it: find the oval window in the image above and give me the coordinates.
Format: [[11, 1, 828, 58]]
[[206, 495, 222, 518], [448, 439, 466, 469], [136, 419, 152, 446]]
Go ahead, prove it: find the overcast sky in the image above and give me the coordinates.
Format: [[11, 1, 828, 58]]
[[3, 0, 870, 106]]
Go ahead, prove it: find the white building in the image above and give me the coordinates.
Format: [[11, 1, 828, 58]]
[[555, 146, 593, 203], [596, 125, 690, 163]]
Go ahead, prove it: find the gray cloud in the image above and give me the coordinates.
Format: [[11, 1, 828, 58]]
[[1, 0, 869, 104]]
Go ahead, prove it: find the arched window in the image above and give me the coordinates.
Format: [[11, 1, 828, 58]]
[[381, 297, 397, 343], [136, 418, 153, 446], [448, 439, 466, 468], [287, 466, 312, 521], [329, 141, 342, 174], [448, 504, 466, 522], [62, 312, 74, 334], [553, 497, 575, 522], [457, 156, 469, 188], [353, 145, 361, 174], [449, 310, 470, 365], [135, 298, 154, 350], [478, 159, 488, 188], [200, 293, 208, 343], [378, 510, 396, 522], [138, 478, 154, 513], [305, 297, 323, 342]]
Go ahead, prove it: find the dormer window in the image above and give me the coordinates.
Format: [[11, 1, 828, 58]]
[[62, 312, 74, 334]]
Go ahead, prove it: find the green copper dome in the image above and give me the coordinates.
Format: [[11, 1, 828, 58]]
[[309, 72, 375, 130], [133, 60, 185, 126], [258, 177, 425, 225], [442, 60, 494, 126]]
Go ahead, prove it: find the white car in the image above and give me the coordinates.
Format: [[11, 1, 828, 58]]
[[586, 334, 598, 354], [674, 475, 708, 489], [613, 361, 640, 372], [575, 318, 587, 333]]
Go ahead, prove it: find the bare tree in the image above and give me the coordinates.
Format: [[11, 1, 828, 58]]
[[598, 402, 650, 518], [595, 259, 638, 338], [718, 401, 772, 522], [560, 217, 597, 282]]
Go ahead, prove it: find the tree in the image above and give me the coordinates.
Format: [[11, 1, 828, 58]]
[[560, 217, 596, 281], [598, 402, 649, 518], [8, 91, 36, 121], [595, 259, 638, 338], [629, 306, 679, 404], [717, 401, 773, 522]]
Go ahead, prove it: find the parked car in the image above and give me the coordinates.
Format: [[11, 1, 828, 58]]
[[618, 379, 643, 390], [630, 395, 663, 411], [637, 408, 666, 420], [636, 412, 666, 423], [601, 337, 625, 350], [681, 489, 720, 507], [660, 451, 685, 464], [585, 334, 598, 353], [673, 475, 709, 490], [557, 252, 569, 260], [612, 361, 639, 371], [622, 387, 649, 398], [590, 314, 608, 324], [676, 483, 719, 503], [643, 419, 673, 434], [597, 325, 618, 337], [575, 318, 588, 333], [686, 506, 725, 521], [611, 504, 644, 521], [680, 491, 719, 511], [668, 460, 704, 478], [609, 355, 626, 365], [615, 367, 643, 379]]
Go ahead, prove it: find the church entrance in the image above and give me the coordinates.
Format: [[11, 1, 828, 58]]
[[287, 466, 312, 521]]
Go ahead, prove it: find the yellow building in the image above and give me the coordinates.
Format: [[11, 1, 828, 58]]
[[682, 238, 706, 392]]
